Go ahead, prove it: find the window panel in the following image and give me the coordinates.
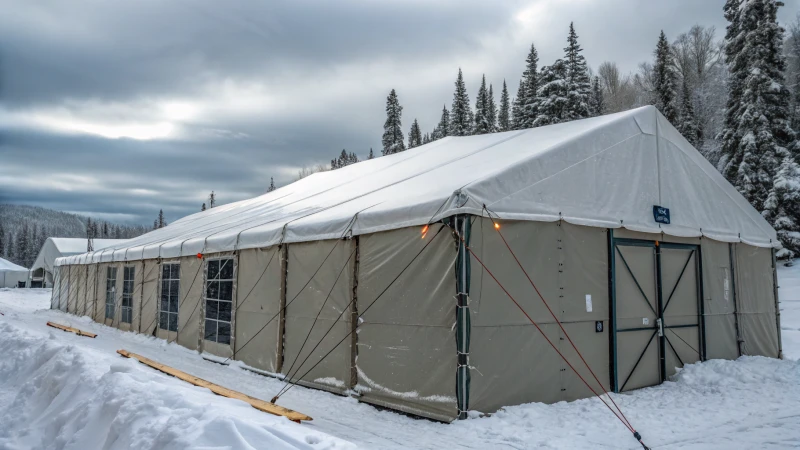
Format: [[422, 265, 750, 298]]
[[219, 281, 232, 301], [204, 319, 217, 341], [205, 300, 219, 320], [169, 296, 179, 313], [168, 313, 178, 332], [217, 322, 231, 344], [206, 281, 219, 300], [207, 260, 219, 280], [218, 301, 231, 322], [159, 313, 168, 330], [170, 264, 180, 280], [169, 280, 180, 298], [162, 265, 171, 279], [219, 259, 233, 280]]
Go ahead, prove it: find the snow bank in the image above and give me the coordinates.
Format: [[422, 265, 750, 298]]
[[0, 322, 352, 450]]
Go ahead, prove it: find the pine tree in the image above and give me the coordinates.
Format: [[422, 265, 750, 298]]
[[498, 80, 511, 131], [267, 177, 276, 192], [533, 59, 569, 127], [589, 76, 604, 116], [653, 30, 679, 123], [18, 222, 30, 267], [487, 84, 498, 132], [201, 203, 207, 211], [563, 24, 592, 121], [381, 89, 405, 155], [432, 105, 450, 140], [450, 69, 472, 136], [473, 75, 491, 134], [208, 191, 216, 208], [103, 222, 109, 238], [511, 81, 526, 129], [721, 0, 800, 254], [157, 210, 167, 229], [408, 119, 423, 148], [368, 148, 375, 159], [0, 223, 4, 257], [677, 77, 699, 146], [521, 43, 540, 128], [422, 133, 430, 144]]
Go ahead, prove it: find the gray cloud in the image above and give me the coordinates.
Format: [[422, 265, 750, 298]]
[[1, 0, 798, 225]]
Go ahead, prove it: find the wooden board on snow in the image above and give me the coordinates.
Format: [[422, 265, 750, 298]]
[[116, 349, 312, 422], [46, 321, 97, 338]]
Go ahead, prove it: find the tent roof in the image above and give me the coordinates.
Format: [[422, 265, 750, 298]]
[[57, 106, 778, 267], [0, 257, 28, 272], [34, 238, 128, 272]]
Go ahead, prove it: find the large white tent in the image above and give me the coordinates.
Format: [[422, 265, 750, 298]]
[[57, 106, 777, 266], [52, 106, 782, 422], [0, 258, 29, 288], [31, 238, 128, 287]]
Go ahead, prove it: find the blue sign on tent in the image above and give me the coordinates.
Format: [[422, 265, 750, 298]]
[[653, 205, 670, 224]]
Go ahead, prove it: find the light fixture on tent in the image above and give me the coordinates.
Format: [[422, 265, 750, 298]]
[[494, 222, 500, 230], [421, 224, 429, 239], [197, 253, 203, 259]]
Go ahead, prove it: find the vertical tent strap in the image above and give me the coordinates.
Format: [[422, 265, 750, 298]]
[[454, 214, 471, 420]]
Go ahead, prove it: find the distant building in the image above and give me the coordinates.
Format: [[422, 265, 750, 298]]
[[30, 238, 128, 288], [0, 257, 29, 288]]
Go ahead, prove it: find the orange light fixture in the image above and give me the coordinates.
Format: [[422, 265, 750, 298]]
[[494, 222, 500, 230], [197, 253, 203, 259]]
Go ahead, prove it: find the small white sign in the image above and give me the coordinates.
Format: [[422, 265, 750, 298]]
[[585, 294, 592, 312], [643, 317, 649, 325]]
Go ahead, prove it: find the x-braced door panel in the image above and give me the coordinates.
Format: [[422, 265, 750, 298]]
[[614, 243, 660, 392], [660, 246, 703, 378], [611, 239, 704, 393]]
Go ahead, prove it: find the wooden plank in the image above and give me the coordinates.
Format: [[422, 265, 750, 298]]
[[117, 349, 312, 422], [46, 321, 97, 338]]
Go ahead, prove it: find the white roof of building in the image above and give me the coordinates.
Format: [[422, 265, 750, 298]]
[[57, 106, 778, 267], [0, 257, 28, 272], [34, 238, 128, 272]]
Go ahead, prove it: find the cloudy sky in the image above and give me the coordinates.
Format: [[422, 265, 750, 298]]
[[1, 0, 798, 225]]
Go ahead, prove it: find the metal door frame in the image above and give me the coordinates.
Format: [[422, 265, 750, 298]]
[[608, 233, 706, 392]]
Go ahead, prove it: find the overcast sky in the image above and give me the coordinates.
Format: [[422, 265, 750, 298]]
[[1, 0, 798, 225]]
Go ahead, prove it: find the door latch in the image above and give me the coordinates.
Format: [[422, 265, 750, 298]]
[[656, 318, 664, 337]]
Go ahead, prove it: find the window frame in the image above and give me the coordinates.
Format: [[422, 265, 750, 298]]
[[203, 257, 235, 345], [105, 266, 118, 320], [121, 265, 135, 324], [159, 262, 181, 332]]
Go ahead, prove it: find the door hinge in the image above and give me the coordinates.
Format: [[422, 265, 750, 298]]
[[656, 318, 664, 337]]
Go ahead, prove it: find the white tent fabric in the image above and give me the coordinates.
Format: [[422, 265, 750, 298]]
[[35, 238, 128, 274], [56, 106, 778, 267], [0, 257, 29, 288]]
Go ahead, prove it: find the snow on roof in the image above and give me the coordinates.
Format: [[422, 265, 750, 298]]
[[57, 106, 778, 266], [49, 238, 127, 255], [0, 257, 28, 272]]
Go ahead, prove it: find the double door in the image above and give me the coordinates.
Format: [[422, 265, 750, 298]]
[[612, 239, 705, 392]]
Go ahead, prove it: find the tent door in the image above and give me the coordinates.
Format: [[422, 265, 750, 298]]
[[611, 239, 703, 392]]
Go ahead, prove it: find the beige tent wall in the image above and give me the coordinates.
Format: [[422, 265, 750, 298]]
[[73, 265, 87, 317], [234, 246, 283, 372], [67, 265, 79, 314], [50, 267, 61, 310], [356, 225, 457, 422], [94, 263, 109, 323], [201, 252, 237, 358], [140, 259, 160, 336], [55, 266, 68, 311], [469, 219, 609, 413], [735, 244, 780, 358], [283, 240, 354, 394], [699, 240, 738, 360], [177, 255, 204, 351], [86, 264, 98, 320]]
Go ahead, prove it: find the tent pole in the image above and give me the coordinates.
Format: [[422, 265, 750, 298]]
[[349, 237, 360, 390], [772, 248, 782, 359], [729, 243, 742, 356], [607, 229, 618, 392], [276, 244, 289, 373], [455, 214, 471, 420]]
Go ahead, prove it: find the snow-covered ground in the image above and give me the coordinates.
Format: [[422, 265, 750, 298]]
[[1, 266, 799, 449]]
